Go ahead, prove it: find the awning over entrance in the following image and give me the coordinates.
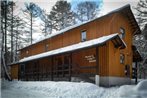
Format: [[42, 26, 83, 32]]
[[132, 45, 142, 62], [18, 33, 126, 63]]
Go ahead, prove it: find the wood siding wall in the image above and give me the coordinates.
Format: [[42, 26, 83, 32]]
[[108, 13, 133, 77], [20, 14, 113, 59], [98, 44, 108, 76], [11, 64, 18, 79]]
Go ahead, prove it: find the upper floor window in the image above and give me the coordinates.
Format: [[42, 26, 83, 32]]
[[81, 30, 87, 42], [119, 27, 125, 38], [26, 50, 29, 54], [45, 44, 49, 51]]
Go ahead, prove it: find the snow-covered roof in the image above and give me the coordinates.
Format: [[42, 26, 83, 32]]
[[19, 4, 140, 50], [19, 33, 126, 63]]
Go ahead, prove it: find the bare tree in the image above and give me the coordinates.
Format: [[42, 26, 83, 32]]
[[23, 2, 43, 44], [134, 0, 147, 78]]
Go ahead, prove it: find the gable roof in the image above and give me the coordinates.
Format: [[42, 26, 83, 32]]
[[19, 4, 141, 51], [17, 33, 126, 64]]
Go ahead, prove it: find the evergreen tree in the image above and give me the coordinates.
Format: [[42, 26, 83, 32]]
[[40, 10, 53, 36], [76, 1, 101, 22], [48, 0, 76, 31]]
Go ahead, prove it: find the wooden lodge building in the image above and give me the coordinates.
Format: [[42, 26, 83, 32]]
[[10, 4, 142, 86]]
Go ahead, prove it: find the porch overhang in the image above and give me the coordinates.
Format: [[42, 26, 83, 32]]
[[111, 35, 126, 49], [132, 45, 143, 62]]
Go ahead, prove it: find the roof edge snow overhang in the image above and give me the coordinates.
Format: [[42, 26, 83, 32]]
[[8, 33, 126, 65], [18, 4, 139, 51], [118, 5, 142, 35]]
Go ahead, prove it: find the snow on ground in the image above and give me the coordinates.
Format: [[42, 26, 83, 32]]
[[1, 80, 147, 98]]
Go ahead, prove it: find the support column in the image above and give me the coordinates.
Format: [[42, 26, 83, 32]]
[[96, 47, 99, 74], [95, 47, 100, 86], [37, 60, 39, 81], [69, 53, 72, 81], [51, 56, 54, 81], [135, 62, 138, 84]]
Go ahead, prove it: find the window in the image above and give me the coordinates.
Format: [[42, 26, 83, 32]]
[[20, 64, 25, 75], [81, 30, 87, 42], [64, 56, 70, 65], [120, 53, 125, 64], [26, 50, 29, 54], [45, 44, 49, 51], [119, 27, 125, 38], [64, 56, 70, 69], [57, 58, 62, 65]]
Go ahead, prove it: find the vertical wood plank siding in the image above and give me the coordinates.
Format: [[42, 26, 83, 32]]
[[98, 44, 108, 76], [20, 15, 113, 59], [11, 64, 18, 79], [108, 13, 133, 77]]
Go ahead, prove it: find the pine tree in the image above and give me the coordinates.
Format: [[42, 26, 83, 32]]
[[48, 0, 76, 31], [40, 10, 53, 36], [76, 1, 101, 22]]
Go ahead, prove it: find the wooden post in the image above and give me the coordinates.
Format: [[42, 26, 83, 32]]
[[18, 64, 20, 80], [37, 60, 39, 81], [96, 47, 99, 74], [41, 64, 44, 80], [51, 56, 54, 81], [135, 62, 138, 84], [69, 53, 72, 81]]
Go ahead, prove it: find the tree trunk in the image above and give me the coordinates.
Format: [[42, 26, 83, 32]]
[[4, 1, 7, 65], [11, 3, 14, 63]]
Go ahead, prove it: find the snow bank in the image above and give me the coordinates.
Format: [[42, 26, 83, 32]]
[[1, 80, 147, 98], [136, 80, 147, 91], [1, 80, 117, 98], [117, 80, 147, 98]]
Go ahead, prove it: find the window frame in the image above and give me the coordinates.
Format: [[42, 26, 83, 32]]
[[81, 30, 87, 42], [119, 27, 125, 38], [45, 44, 49, 51]]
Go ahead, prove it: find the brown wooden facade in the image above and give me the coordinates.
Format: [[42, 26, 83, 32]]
[[10, 5, 142, 86]]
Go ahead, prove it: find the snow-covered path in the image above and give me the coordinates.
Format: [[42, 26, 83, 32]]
[[1, 80, 147, 98]]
